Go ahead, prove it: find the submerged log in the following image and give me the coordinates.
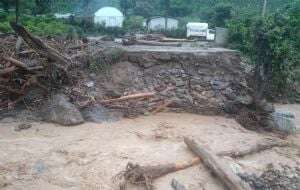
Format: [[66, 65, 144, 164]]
[[184, 137, 252, 190]]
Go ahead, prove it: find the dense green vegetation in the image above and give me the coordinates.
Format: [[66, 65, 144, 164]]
[[0, 0, 299, 99]]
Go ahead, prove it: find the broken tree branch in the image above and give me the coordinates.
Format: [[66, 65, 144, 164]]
[[217, 139, 290, 158], [3, 57, 28, 70], [0, 66, 17, 76], [115, 157, 201, 190], [0, 84, 25, 95], [100, 92, 156, 104], [184, 137, 252, 190], [152, 101, 173, 114], [3, 57, 44, 72], [9, 22, 72, 69]]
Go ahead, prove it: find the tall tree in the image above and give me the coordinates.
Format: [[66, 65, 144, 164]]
[[133, 0, 157, 18], [120, 0, 135, 16], [1, 0, 14, 12], [34, 0, 51, 15], [164, 0, 170, 30], [213, 4, 232, 27], [15, 0, 20, 23]]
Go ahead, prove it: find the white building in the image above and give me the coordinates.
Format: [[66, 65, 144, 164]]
[[94, 7, 124, 27], [54, 13, 74, 19], [146, 17, 179, 31]]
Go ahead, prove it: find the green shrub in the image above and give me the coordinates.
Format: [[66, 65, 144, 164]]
[[0, 21, 11, 33], [0, 11, 8, 22]]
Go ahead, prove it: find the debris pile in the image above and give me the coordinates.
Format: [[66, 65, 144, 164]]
[[239, 165, 300, 190], [0, 24, 280, 132]]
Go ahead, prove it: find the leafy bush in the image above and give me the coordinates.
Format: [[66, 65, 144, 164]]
[[0, 11, 8, 22], [227, 0, 300, 97], [0, 20, 11, 33], [22, 15, 71, 36], [0, 14, 71, 36]]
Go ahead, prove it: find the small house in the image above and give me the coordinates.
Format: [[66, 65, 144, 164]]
[[94, 7, 124, 27], [145, 17, 179, 31]]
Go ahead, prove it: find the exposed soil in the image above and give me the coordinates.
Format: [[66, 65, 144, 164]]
[[0, 104, 299, 190]]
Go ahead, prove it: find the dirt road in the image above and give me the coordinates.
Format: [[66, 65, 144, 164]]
[[0, 105, 299, 190]]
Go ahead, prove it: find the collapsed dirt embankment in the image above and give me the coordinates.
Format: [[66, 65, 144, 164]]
[[0, 30, 255, 126], [93, 48, 252, 117], [0, 26, 264, 129]]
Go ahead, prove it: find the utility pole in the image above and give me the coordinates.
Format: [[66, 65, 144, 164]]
[[262, 0, 267, 17]]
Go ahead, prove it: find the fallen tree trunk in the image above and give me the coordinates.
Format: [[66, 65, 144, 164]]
[[3, 57, 44, 72], [184, 137, 252, 190], [9, 22, 72, 69], [115, 157, 201, 190], [100, 92, 156, 104], [217, 139, 290, 158]]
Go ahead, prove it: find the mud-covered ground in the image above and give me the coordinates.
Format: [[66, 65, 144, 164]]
[[0, 104, 299, 190]]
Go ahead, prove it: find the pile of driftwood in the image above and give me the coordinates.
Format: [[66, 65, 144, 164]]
[[0, 23, 73, 111], [115, 137, 290, 190]]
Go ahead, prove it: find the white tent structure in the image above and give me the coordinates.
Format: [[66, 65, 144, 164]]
[[94, 7, 124, 27]]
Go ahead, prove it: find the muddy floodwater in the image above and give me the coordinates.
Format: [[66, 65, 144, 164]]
[[0, 104, 299, 190]]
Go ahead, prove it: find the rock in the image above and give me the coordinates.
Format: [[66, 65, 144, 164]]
[[15, 123, 32, 131], [211, 80, 229, 90], [223, 88, 237, 100], [236, 95, 253, 105], [81, 105, 122, 123], [256, 100, 275, 113], [223, 101, 241, 114], [42, 94, 84, 126], [171, 179, 187, 190], [33, 160, 47, 175]]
